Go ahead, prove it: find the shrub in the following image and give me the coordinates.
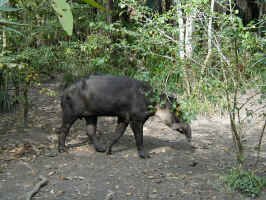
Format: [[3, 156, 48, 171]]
[[224, 168, 266, 197]]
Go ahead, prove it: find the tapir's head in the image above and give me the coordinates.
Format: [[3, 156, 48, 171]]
[[155, 94, 192, 142]]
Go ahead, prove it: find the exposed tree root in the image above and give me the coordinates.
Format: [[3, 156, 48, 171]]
[[26, 175, 48, 200]]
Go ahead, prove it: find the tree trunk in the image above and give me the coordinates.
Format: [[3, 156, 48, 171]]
[[258, 3, 265, 36], [146, 0, 163, 14], [174, 0, 192, 95], [1, 0, 9, 55], [176, 0, 185, 59], [183, 7, 196, 96], [203, 0, 215, 67], [158, 0, 162, 14], [184, 11, 195, 58], [2, 31, 7, 54], [23, 85, 29, 127], [106, 0, 114, 24], [165, 0, 172, 11]]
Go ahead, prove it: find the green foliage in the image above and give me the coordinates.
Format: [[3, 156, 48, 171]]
[[224, 168, 266, 197], [51, 0, 73, 36], [0, 0, 20, 12], [0, 0, 23, 34], [82, 0, 105, 11], [12, 47, 58, 75], [0, 89, 13, 112], [0, 61, 38, 113], [2, 0, 265, 129], [51, 0, 105, 36]]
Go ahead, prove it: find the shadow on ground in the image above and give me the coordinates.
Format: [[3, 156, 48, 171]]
[[0, 78, 265, 200]]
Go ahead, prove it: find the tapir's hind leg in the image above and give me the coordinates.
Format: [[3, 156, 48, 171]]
[[85, 116, 105, 152], [106, 117, 129, 155], [130, 120, 149, 158]]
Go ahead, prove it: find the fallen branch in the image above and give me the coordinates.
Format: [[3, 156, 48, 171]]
[[26, 175, 48, 200], [104, 190, 114, 200], [67, 138, 90, 148]]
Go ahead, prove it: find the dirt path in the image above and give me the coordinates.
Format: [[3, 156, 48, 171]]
[[0, 78, 265, 200]]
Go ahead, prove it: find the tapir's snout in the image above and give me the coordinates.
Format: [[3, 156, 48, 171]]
[[171, 122, 192, 142]]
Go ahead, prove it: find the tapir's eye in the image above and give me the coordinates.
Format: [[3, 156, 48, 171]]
[[66, 95, 71, 101]]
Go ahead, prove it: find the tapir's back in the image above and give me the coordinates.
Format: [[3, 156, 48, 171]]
[[62, 75, 154, 118]]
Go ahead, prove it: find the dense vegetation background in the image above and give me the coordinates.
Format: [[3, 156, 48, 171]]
[[0, 0, 265, 197]]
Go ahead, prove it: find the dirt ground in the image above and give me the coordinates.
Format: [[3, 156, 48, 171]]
[[0, 77, 265, 200]]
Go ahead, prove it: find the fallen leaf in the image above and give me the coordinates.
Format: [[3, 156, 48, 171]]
[[48, 171, 56, 176]]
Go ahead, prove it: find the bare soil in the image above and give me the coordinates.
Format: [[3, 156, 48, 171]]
[[0, 77, 265, 200]]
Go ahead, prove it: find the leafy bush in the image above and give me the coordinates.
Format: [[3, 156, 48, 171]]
[[14, 47, 58, 73], [224, 168, 266, 197], [0, 90, 13, 112], [3, 0, 265, 129]]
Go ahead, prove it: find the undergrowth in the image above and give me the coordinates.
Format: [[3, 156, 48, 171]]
[[224, 168, 266, 198]]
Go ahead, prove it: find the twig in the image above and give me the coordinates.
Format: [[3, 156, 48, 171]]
[[184, 54, 206, 68], [213, 35, 231, 66], [148, 52, 175, 61], [203, 0, 214, 67], [19, 161, 36, 175], [240, 104, 266, 122], [156, 28, 179, 44], [163, 72, 171, 92], [254, 120, 266, 168], [198, 17, 231, 66], [238, 92, 260, 111], [26, 175, 48, 200], [104, 190, 114, 200], [67, 138, 90, 148], [250, 56, 266, 68]]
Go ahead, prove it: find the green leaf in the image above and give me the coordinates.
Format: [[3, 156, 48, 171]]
[[51, 0, 73, 36], [0, 19, 26, 26], [2, 26, 23, 35], [82, 0, 105, 11], [0, 6, 21, 12]]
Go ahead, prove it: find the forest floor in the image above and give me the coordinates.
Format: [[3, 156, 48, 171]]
[[0, 76, 265, 200]]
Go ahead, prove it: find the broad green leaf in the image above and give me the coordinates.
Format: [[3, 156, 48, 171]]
[[2, 26, 23, 35], [51, 0, 73, 36], [0, 6, 21, 12], [82, 0, 105, 11], [0, 19, 26, 26]]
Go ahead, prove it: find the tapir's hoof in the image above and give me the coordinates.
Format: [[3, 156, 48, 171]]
[[187, 137, 192, 143], [95, 145, 106, 153], [138, 150, 150, 159], [58, 146, 67, 153], [106, 147, 112, 155], [106, 151, 112, 155]]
